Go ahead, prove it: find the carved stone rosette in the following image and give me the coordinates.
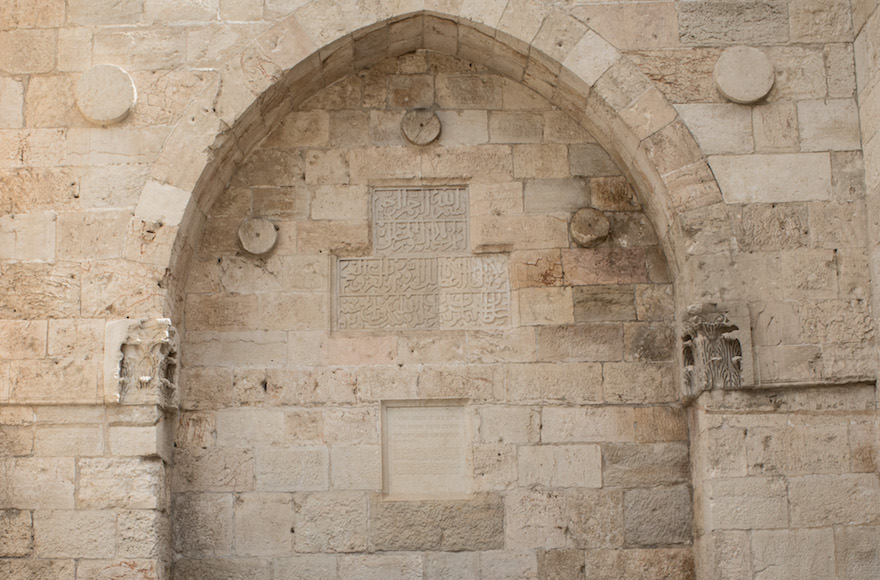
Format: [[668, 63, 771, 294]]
[[682, 304, 743, 398], [105, 318, 179, 408]]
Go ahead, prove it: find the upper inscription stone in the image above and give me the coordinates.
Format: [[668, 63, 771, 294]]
[[373, 187, 468, 255]]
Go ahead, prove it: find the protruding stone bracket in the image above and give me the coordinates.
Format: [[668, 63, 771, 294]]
[[104, 318, 179, 409], [682, 303, 747, 399]]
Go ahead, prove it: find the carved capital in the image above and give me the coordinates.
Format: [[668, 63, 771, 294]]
[[104, 318, 179, 408], [682, 303, 743, 397]]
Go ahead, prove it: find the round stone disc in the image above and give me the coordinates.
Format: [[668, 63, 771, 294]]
[[76, 64, 137, 126], [238, 218, 278, 255], [401, 109, 441, 146], [713, 46, 775, 105], [570, 208, 610, 248]]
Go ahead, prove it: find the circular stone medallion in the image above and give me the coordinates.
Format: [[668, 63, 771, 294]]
[[713, 46, 775, 105], [401, 109, 441, 145], [76, 64, 137, 126], [238, 218, 278, 255]]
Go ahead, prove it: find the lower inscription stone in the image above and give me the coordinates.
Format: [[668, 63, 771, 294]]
[[383, 402, 471, 498]]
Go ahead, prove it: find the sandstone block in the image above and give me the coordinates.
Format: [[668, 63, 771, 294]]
[[293, 492, 368, 553], [788, 473, 880, 527], [505, 362, 603, 404], [709, 153, 831, 203], [235, 493, 293, 556], [518, 444, 602, 488], [0, 509, 31, 557], [798, 99, 861, 152], [542, 407, 635, 443], [173, 447, 254, 493], [330, 445, 381, 491], [34, 510, 116, 558], [751, 529, 836, 580], [256, 447, 329, 492], [623, 486, 692, 546], [0, 457, 75, 509], [370, 495, 504, 551], [705, 476, 789, 530], [505, 488, 568, 549], [562, 248, 649, 286], [573, 286, 636, 323], [173, 493, 234, 556]]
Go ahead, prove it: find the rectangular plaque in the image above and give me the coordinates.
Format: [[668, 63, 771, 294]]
[[335, 256, 510, 330], [383, 401, 471, 498], [373, 187, 469, 255]]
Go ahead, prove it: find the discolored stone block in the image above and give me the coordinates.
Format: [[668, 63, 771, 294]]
[[623, 486, 692, 546], [293, 492, 368, 553]]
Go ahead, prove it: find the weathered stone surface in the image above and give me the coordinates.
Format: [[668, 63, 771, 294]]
[[0, 457, 75, 509], [34, 510, 116, 558], [834, 526, 880, 579], [798, 99, 862, 152], [679, 0, 789, 45], [706, 476, 789, 530], [505, 362, 603, 403], [536, 324, 624, 363], [174, 558, 271, 580], [543, 407, 635, 443], [751, 529, 836, 580], [0, 509, 32, 557], [623, 486, 692, 546], [173, 447, 254, 493], [570, 208, 610, 248], [604, 442, 689, 487], [676, 103, 754, 153], [709, 153, 832, 203], [505, 488, 568, 549], [562, 248, 648, 285], [567, 488, 624, 549], [235, 493, 293, 556], [337, 554, 423, 580], [518, 444, 602, 488], [293, 492, 368, 553], [78, 457, 164, 509], [788, 474, 880, 526], [370, 496, 504, 551], [173, 493, 234, 556]]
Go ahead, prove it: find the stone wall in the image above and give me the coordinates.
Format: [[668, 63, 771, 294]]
[[0, 1, 878, 579]]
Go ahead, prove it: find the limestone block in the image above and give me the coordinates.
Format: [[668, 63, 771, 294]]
[[34, 425, 103, 457], [425, 552, 480, 580], [296, 221, 369, 256], [80, 164, 149, 209], [78, 457, 164, 510], [572, 2, 678, 50], [34, 510, 116, 558], [435, 75, 502, 109], [434, 110, 489, 146], [641, 119, 704, 176], [586, 548, 695, 579], [56, 210, 132, 260], [745, 423, 850, 476], [788, 473, 880, 526], [370, 496, 505, 551], [505, 362, 603, 404], [268, 367, 358, 405], [797, 99, 861, 152], [605, 442, 688, 488], [174, 558, 270, 580], [480, 406, 539, 444], [518, 287, 574, 326], [675, 104, 753, 155], [9, 359, 99, 404], [0, 425, 32, 456], [800, 299, 874, 343], [387, 75, 433, 109], [544, 110, 594, 144], [2, 167, 79, 212], [321, 334, 395, 365], [678, 0, 788, 45], [338, 554, 423, 580], [765, 46, 828, 100], [0, 560, 74, 579], [635, 284, 673, 321], [588, 177, 637, 212], [569, 143, 619, 177], [397, 331, 466, 364], [68, 0, 143, 24], [0, 509, 31, 557], [180, 367, 233, 411], [709, 153, 832, 203], [481, 550, 539, 580], [572, 286, 635, 324], [172, 493, 234, 556], [736, 203, 809, 252], [368, 110, 406, 147], [418, 365, 504, 401], [634, 407, 688, 442], [835, 526, 880, 579], [256, 447, 329, 492], [220, 0, 263, 20], [560, 490, 621, 551], [518, 444, 602, 488], [790, 0, 853, 43], [273, 555, 339, 580], [464, 329, 533, 365], [542, 407, 635, 443], [234, 493, 293, 556], [0, 262, 80, 319], [0, 78, 23, 128], [215, 408, 285, 447], [252, 187, 310, 220], [472, 214, 568, 250], [118, 509, 168, 558], [536, 323, 624, 363], [0, 320, 46, 359], [240, 149, 305, 187], [751, 529, 836, 580], [825, 43, 857, 99], [559, 30, 619, 88], [623, 486, 692, 547], [73, 560, 159, 580], [93, 29, 186, 70], [331, 445, 381, 490], [0, 30, 55, 74], [603, 362, 676, 404], [173, 447, 254, 492], [472, 443, 517, 492], [562, 248, 649, 285], [58, 28, 92, 72], [422, 145, 514, 182], [109, 425, 167, 459], [488, 111, 543, 144], [509, 250, 563, 288], [66, 126, 170, 165], [809, 201, 868, 248], [752, 102, 799, 153], [705, 476, 789, 530], [623, 322, 675, 363], [523, 179, 589, 214], [293, 492, 368, 553], [323, 408, 378, 444], [505, 488, 568, 549]]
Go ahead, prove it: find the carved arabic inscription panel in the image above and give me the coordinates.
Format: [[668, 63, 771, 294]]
[[335, 187, 511, 330]]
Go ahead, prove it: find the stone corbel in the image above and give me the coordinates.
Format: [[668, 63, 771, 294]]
[[682, 303, 751, 399], [104, 318, 179, 409]]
